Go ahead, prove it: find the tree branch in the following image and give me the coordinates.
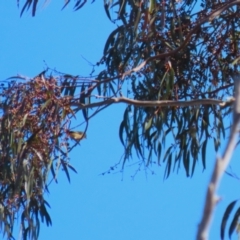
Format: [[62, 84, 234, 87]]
[[196, 74, 240, 240], [71, 96, 226, 110]]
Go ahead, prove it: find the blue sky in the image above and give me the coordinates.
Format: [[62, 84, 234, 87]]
[[1, 1, 240, 240]]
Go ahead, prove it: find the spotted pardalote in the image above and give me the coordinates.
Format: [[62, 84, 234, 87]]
[[67, 130, 86, 141]]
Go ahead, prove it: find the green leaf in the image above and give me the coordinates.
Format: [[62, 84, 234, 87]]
[[124, 106, 131, 137], [169, 67, 175, 90], [103, 26, 124, 56], [61, 78, 69, 94], [218, 116, 225, 139], [32, 0, 38, 16], [191, 158, 197, 177], [144, 117, 153, 131], [191, 142, 198, 176], [165, 73, 171, 97], [157, 142, 162, 165], [108, 81, 117, 96], [200, 107, 209, 140], [67, 163, 78, 174], [232, 56, 240, 65], [165, 127, 172, 136], [61, 0, 70, 10], [176, 115, 183, 137], [149, 0, 156, 14], [20, 0, 39, 17], [40, 203, 52, 227], [74, 0, 87, 11], [229, 207, 240, 239], [96, 71, 107, 95], [22, 113, 29, 127], [201, 139, 207, 170], [104, 1, 112, 21], [119, 120, 126, 147], [170, 17, 176, 40], [147, 147, 153, 166], [61, 160, 70, 183], [80, 84, 88, 121], [173, 151, 181, 172], [118, 0, 127, 21], [164, 153, 172, 179], [20, 0, 32, 17], [44, 200, 51, 209], [163, 146, 172, 162], [183, 149, 190, 177], [221, 200, 238, 240], [134, 131, 143, 159], [133, 8, 141, 33], [69, 82, 76, 97], [213, 137, 220, 151], [63, 81, 70, 96]]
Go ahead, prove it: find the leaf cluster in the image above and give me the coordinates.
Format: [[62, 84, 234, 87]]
[[0, 72, 81, 239], [18, 0, 89, 17], [100, 0, 240, 175]]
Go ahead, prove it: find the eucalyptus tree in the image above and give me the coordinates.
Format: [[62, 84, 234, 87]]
[[1, 0, 240, 239]]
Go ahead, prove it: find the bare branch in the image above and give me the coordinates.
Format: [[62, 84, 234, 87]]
[[196, 74, 240, 240], [71, 96, 225, 110]]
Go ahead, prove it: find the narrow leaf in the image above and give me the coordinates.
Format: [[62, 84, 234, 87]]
[[229, 207, 240, 239], [164, 153, 172, 179], [157, 142, 162, 165], [61, 0, 70, 10], [80, 84, 87, 121], [20, 0, 31, 17], [32, 0, 38, 16], [61, 160, 70, 183], [67, 163, 78, 174], [40, 203, 52, 226], [201, 139, 207, 170], [220, 200, 238, 240], [183, 149, 190, 177], [119, 120, 126, 147], [144, 117, 153, 131]]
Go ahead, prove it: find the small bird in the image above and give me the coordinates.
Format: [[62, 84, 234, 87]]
[[67, 130, 86, 141]]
